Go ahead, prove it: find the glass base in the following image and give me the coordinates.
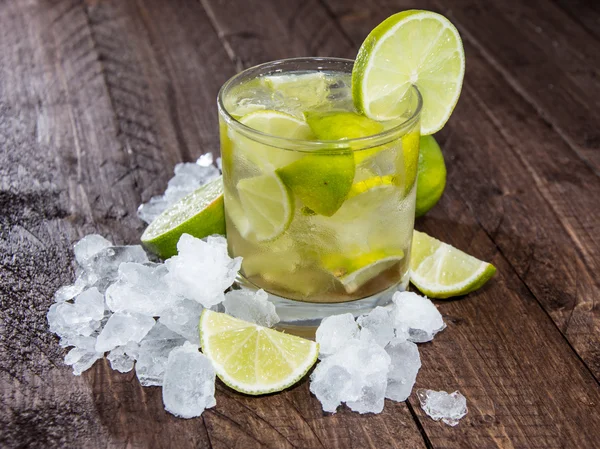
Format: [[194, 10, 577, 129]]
[[234, 272, 409, 338]]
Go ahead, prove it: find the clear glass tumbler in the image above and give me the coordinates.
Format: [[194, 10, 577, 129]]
[[218, 57, 422, 332]]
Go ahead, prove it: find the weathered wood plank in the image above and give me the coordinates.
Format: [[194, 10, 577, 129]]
[[554, 0, 600, 42], [0, 0, 231, 447], [324, 0, 600, 381]]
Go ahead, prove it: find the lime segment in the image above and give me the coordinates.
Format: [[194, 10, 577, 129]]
[[141, 176, 225, 259], [352, 10, 465, 134], [236, 110, 314, 170], [200, 310, 319, 395], [276, 153, 355, 217], [410, 230, 496, 298], [416, 135, 446, 216]]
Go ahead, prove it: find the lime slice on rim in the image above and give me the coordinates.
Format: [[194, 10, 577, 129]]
[[141, 176, 225, 259], [352, 10, 465, 135], [200, 310, 319, 395], [236, 110, 314, 170], [410, 230, 496, 298], [236, 174, 294, 242], [416, 135, 446, 216]]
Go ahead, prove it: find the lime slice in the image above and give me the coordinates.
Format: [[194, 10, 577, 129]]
[[141, 176, 225, 259], [276, 152, 355, 217], [348, 175, 396, 198], [237, 174, 293, 241], [399, 129, 420, 194], [200, 310, 319, 395], [236, 110, 314, 170], [410, 230, 496, 298], [416, 135, 446, 216], [353, 10, 465, 135], [322, 250, 404, 293]]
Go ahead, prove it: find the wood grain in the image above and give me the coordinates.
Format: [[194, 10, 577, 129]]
[[2, 0, 600, 448]]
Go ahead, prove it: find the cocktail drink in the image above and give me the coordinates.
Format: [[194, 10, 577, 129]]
[[218, 58, 422, 319]]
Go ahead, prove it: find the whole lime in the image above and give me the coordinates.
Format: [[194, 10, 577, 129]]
[[415, 135, 446, 217]]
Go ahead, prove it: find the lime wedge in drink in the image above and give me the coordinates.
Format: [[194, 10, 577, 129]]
[[410, 230, 496, 298], [276, 152, 355, 217], [141, 176, 225, 259], [416, 135, 446, 216], [199, 310, 319, 395], [352, 10, 465, 135], [322, 250, 404, 293], [236, 174, 294, 242], [236, 110, 314, 170]]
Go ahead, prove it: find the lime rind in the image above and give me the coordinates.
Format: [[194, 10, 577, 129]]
[[141, 176, 225, 259], [199, 310, 319, 395]]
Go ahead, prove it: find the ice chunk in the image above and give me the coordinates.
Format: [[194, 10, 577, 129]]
[[82, 245, 149, 288], [107, 342, 139, 373], [59, 334, 97, 350], [47, 287, 105, 338], [310, 339, 391, 414], [95, 312, 155, 353], [385, 338, 421, 402], [357, 307, 395, 348], [162, 342, 216, 418], [223, 289, 279, 328], [135, 323, 185, 386], [64, 347, 104, 375], [74, 234, 112, 265], [315, 313, 359, 358], [54, 273, 88, 302], [137, 158, 220, 224], [105, 263, 181, 316], [159, 299, 203, 345], [417, 389, 468, 426], [165, 234, 242, 307], [391, 292, 446, 343], [216, 157, 222, 172]]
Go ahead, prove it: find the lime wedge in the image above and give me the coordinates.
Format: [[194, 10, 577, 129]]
[[410, 230, 496, 298], [236, 110, 314, 170], [236, 174, 293, 241], [141, 176, 225, 259], [200, 310, 319, 395], [276, 152, 355, 217], [352, 10, 465, 135], [322, 250, 404, 293], [416, 135, 446, 216]]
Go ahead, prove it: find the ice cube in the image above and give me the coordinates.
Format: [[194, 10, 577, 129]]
[[64, 347, 104, 375], [158, 299, 203, 345], [223, 289, 279, 328], [315, 313, 359, 358], [135, 322, 185, 386], [357, 307, 395, 348], [74, 234, 113, 266], [385, 338, 421, 402], [105, 263, 181, 316], [107, 342, 139, 373], [95, 312, 155, 353], [391, 291, 446, 343], [417, 389, 468, 426], [165, 234, 242, 307], [47, 287, 105, 338], [216, 157, 222, 172], [137, 196, 170, 224], [59, 334, 97, 350], [162, 342, 216, 418], [197, 153, 213, 167], [310, 339, 391, 414], [82, 245, 149, 288], [54, 274, 88, 303]]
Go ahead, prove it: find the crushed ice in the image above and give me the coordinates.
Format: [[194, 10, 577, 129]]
[[48, 157, 465, 422]]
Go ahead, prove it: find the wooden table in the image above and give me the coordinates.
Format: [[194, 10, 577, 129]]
[[2, 0, 599, 447]]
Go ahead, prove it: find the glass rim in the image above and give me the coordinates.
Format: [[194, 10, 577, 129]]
[[217, 57, 422, 152]]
